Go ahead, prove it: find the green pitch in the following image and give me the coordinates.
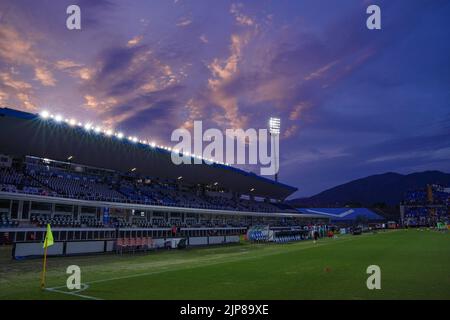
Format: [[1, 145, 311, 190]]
[[1, 229, 449, 300]]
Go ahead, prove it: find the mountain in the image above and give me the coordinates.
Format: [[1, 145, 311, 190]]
[[288, 171, 450, 207]]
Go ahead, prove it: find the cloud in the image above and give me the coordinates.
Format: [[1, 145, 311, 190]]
[[176, 18, 192, 27], [0, 72, 32, 91], [284, 124, 298, 138], [84, 95, 97, 109], [0, 90, 8, 104], [16, 92, 36, 111], [55, 59, 94, 81], [73, 39, 191, 139], [0, 25, 55, 88], [120, 100, 178, 129], [289, 103, 309, 121], [179, 4, 380, 138], [199, 34, 208, 44], [127, 35, 143, 47], [304, 60, 339, 81], [78, 68, 93, 80], [0, 23, 57, 110], [208, 34, 244, 81], [34, 67, 56, 86], [230, 3, 255, 27], [0, 25, 36, 65], [55, 60, 83, 70], [0, 72, 36, 111], [206, 33, 250, 128]]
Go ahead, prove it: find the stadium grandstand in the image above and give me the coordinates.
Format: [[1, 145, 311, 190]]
[[0, 107, 330, 257], [400, 184, 450, 227]]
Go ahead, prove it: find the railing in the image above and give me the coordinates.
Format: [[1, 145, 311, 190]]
[[0, 188, 290, 213]]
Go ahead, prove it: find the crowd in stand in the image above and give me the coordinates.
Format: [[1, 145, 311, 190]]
[[403, 185, 449, 227]]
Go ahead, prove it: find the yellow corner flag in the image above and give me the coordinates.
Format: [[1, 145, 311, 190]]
[[43, 224, 54, 248], [40, 224, 54, 289]]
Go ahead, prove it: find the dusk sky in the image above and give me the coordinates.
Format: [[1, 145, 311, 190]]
[[0, 0, 449, 198]]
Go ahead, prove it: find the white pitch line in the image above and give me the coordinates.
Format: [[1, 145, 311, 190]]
[[45, 284, 102, 300], [47, 283, 89, 291]]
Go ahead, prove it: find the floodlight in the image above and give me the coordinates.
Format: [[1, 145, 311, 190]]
[[40, 110, 50, 119], [269, 117, 281, 135], [268, 117, 281, 182]]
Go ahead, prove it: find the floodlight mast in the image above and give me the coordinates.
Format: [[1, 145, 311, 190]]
[[269, 117, 280, 182]]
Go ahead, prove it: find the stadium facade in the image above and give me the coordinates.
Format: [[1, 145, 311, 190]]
[[0, 107, 329, 258]]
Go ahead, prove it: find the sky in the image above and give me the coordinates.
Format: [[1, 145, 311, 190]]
[[0, 0, 449, 198]]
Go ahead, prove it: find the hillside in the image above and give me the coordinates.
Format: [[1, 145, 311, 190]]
[[288, 171, 450, 207]]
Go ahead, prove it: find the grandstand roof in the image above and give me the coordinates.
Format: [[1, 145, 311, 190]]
[[295, 208, 385, 222], [0, 107, 297, 199]]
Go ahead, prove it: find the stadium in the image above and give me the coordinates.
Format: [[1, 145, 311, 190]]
[[0, 0, 449, 306], [0, 107, 449, 301]]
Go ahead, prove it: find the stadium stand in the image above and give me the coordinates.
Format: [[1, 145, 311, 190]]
[[1, 161, 296, 213], [0, 107, 334, 256], [401, 184, 450, 227]]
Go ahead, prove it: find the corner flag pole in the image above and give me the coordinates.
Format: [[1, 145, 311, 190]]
[[40, 243, 49, 289], [40, 224, 54, 289]]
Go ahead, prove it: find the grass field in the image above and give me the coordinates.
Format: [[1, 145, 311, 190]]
[[0, 229, 449, 300]]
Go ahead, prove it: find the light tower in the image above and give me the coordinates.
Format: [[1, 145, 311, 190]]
[[269, 117, 280, 182]]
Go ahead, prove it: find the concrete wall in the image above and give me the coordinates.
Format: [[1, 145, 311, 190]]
[[188, 237, 208, 246], [14, 242, 64, 258], [66, 241, 104, 254], [13, 235, 241, 258], [209, 236, 225, 245], [225, 235, 240, 243]]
